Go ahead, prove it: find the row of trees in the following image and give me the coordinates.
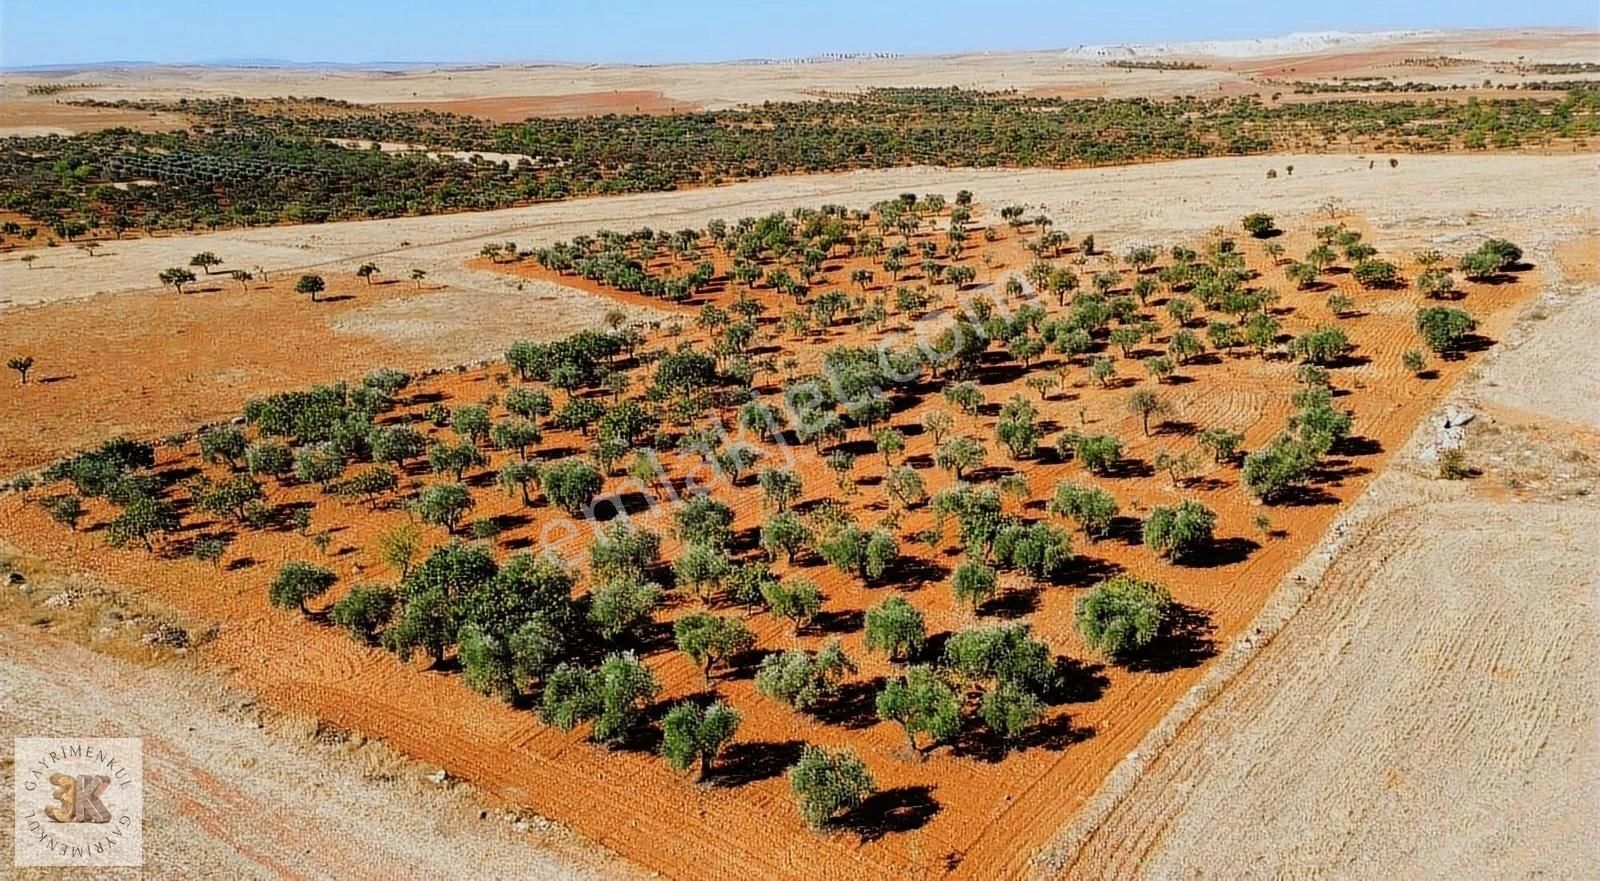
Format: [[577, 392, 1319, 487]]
[[7, 88, 1593, 235], [15, 198, 1522, 837]]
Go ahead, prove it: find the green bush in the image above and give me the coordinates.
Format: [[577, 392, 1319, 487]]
[[269, 561, 337, 616], [1075, 575, 1172, 659], [661, 701, 740, 779], [789, 746, 875, 830], [329, 585, 397, 643]]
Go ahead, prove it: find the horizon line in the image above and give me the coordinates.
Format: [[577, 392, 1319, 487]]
[[5, 24, 1588, 75]]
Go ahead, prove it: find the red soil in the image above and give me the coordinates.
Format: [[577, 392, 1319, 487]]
[[0, 215, 1540, 880], [0, 274, 448, 474]]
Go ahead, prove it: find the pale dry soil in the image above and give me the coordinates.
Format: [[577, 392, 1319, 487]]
[[1040, 255, 1600, 878], [0, 29, 1592, 124], [5, 152, 1591, 473], [0, 623, 640, 880], [4, 152, 1596, 312], [0, 151, 1595, 879]]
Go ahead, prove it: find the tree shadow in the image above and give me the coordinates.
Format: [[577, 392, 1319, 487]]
[[978, 585, 1040, 619], [813, 608, 864, 636], [950, 712, 1092, 763], [1057, 554, 1125, 588], [1044, 654, 1110, 705], [1325, 352, 1370, 369], [1124, 603, 1216, 673], [842, 785, 941, 843], [1105, 515, 1144, 545], [1099, 458, 1153, 479], [1272, 484, 1341, 507], [887, 555, 949, 589], [584, 491, 653, 522], [813, 676, 884, 729], [1183, 536, 1260, 568], [708, 739, 805, 788], [721, 647, 767, 681]]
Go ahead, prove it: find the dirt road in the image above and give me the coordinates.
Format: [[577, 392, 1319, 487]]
[[4, 153, 1595, 312], [1039, 255, 1600, 878], [0, 626, 642, 880]]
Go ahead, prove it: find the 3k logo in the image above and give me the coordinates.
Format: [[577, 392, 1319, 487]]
[[45, 773, 113, 824], [13, 737, 144, 867]]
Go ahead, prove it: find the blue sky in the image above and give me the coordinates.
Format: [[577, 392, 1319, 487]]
[[1, 0, 1594, 68]]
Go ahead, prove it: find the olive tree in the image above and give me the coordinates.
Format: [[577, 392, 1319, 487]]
[[758, 468, 804, 512], [329, 585, 397, 643], [661, 701, 741, 780], [1049, 481, 1120, 540], [540, 458, 603, 515], [1075, 575, 1172, 660], [1142, 500, 1217, 563], [295, 274, 326, 302], [587, 579, 663, 641], [762, 578, 824, 634], [589, 523, 662, 583], [788, 746, 875, 830], [760, 511, 813, 562], [864, 595, 926, 662], [268, 561, 337, 616], [674, 613, 755, 686], [951, 558, 999, 610], [1415, 306, 1477, 356], [540, 652, 659, 744], [756, 640, 856, 712], [876, 665, 960, 758], [413, 482, 473, 533]]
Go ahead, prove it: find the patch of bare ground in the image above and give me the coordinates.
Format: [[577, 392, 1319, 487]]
[[5, 29, 1589, 112], [1036, 246, 1600, 879], [5, 154, 1596, 312], [0, 546, 640, 881], [0, 95, 188, 137], [0, 268, 662, 474], [380, 90, 703, 119]]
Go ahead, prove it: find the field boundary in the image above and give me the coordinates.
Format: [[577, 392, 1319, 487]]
[[1029, 239, 1585, 877]]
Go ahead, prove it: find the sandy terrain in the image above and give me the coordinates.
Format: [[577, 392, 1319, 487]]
[[0, 268, 662, 473], [0, 36, 1596, 872], [380, 90, 703, 119], [0, 621, 640, 879], [1, 29, 1592, 130], [0, 96, 187, 137], [5, 153, 1596, 313], [0, 180, 1581, 880], [4, 152, 1593, 474], [1039, 247, 1600, 879]]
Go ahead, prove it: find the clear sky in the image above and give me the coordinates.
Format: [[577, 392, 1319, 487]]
[[1, 0, 1594, 68]]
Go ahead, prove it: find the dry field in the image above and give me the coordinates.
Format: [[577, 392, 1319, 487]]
[[0, 179, 1573, 879], [2, 29, 1593, 131], [2, 153, 1593, 475], [1041, 243, 1600, 880], [6, 153, 1593, 312], [0, 612, 638, 880], [2, 34, 1597, 868]]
